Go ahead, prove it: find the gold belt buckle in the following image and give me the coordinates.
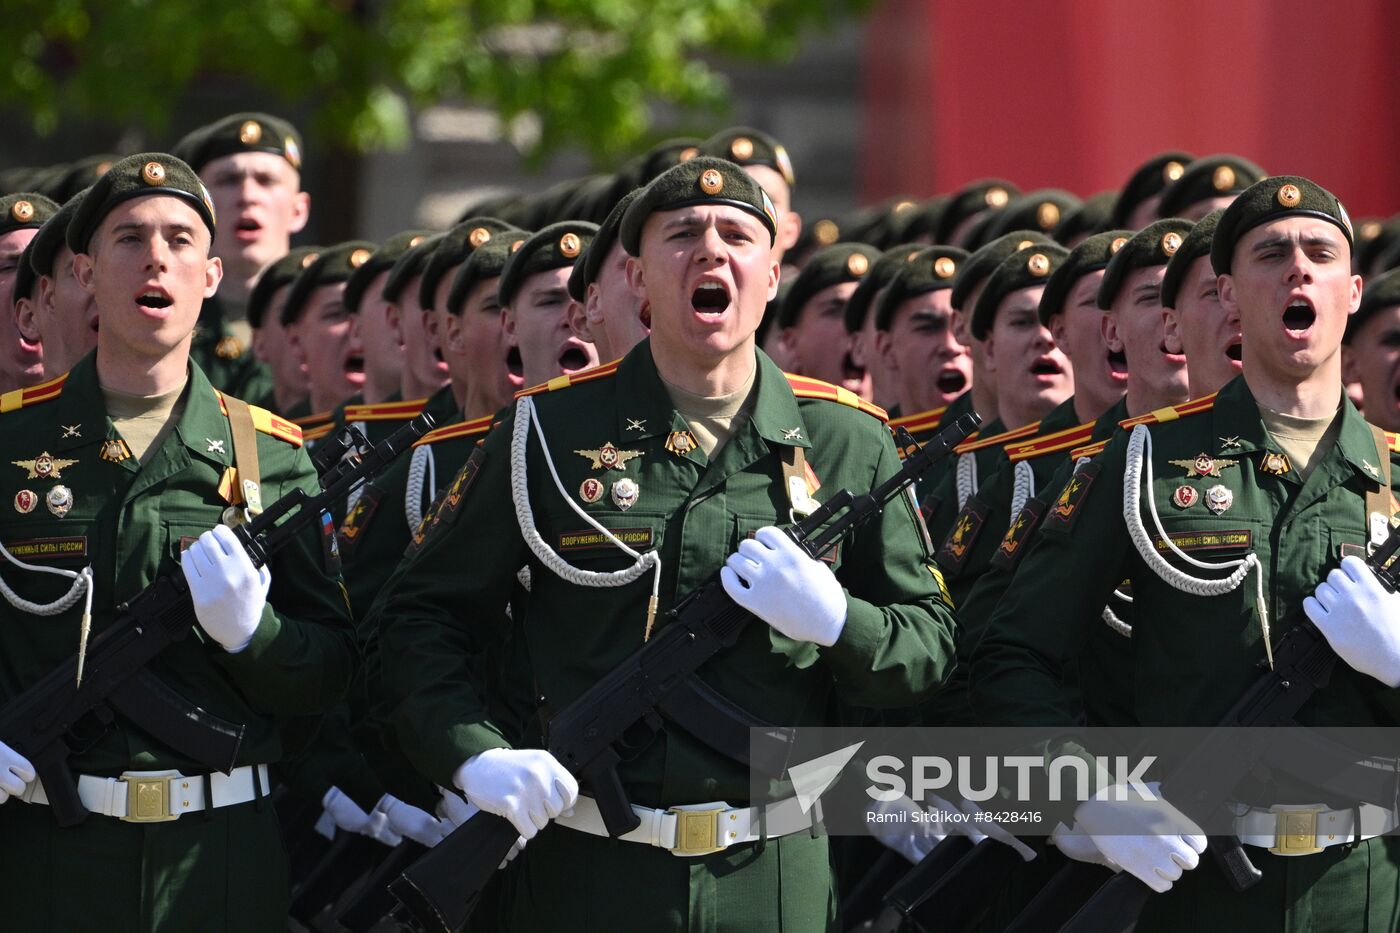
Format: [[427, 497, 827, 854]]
[[669, 806, 726, 855], [1270, 807, 1323, 856], [122, 773, 179, 823]]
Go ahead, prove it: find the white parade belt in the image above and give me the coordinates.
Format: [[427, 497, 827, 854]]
[[20, 763, 270, 823], [1231, 801, 1398, 855], [556, 793, 817, 856]]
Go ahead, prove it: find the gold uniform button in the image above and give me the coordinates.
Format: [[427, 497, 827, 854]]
[[239, 120, 263, 145], [1276, 184, 1302, 208], [699, 169, 724, 195], [1213, 165, 1237, 191], [142, 161, 166, 186]]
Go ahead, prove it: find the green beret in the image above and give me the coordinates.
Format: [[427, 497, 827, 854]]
[[934, 179, 1020, 245], [1051, 191, 1116, 245], [568, 188, 641, 302], [1109, 151, 1194, 227], [793, 216, 843, 262], [498, 221, 598, 307], [1210, 176, 1354, 276], [756, 279, 793, 349], [1379, 238, 1400, 276], [522, 177, 590, 231], [950, 229, 1056, 312], [344, 229, 433, 314], [843, 242, 925, 333], [1157, 154, 1265, 219], [958, 207, 1008, 252], [248, 246, 322, 329], [26, 190, 86, 283], [1097, 218, 1195, 310], [455, 191, 526, 226], [1038, 229, 1133, 324], [40, 155, 117, 204], [12, 238, 39, 303], [854, 199, 922, 251], [0, 192, 59, 237], [1160, 210, 1224, 309], [65, 153, 215, 254], [381, 233, 444, 305], [779, 243, 882, 329], [619, 157, 777, 256], [892, 195, 950, 244], [559, 174, 619, 225], [281, 240, 376, 327], [627, 138, 704, 190], [985, 189, 1082, 243], [419, 217, 520, 310], [1357, 216, 1400, 275], [875, 246, 969, 330], [1344, 267, 1400, 344], [174, 112, 304, 173], [447, 230, 531, 315], [971, 243, 1069, 340], [0, 167, 44, 194], [700, 127, 795, 188]]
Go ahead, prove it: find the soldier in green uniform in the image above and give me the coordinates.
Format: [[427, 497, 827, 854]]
[[280, 241, 375, 422], [777, 242, 882, 400], [700, 128, 801, 269], [1161, 210, 1242, 400], [874, 245, 973, 422], [935, 179, 1019, 248], [382, 233, 455, 417], [984, 189, 1082, 244], [342, 229, 432, 411], [845, 241, 927, 415], [15, 190, 98, 379], [1050, 190, 1115, 247], [500, 220, 600, 388], [969, 176, 1400, 930], [567, 188, 652, 364], [0, 192, 59, 394], [0, 152, 354, 931], [1109, 151, 1194, 229], [174, 113, 310, 404], [1341, 267, 1400, 432], [377, 157, 955, 932], [1156, 153, 1265, 222], [246, 244, 320, 416]]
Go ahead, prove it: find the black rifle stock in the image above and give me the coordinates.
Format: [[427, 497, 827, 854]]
[[1047, 523, 1400, 933], [390, 413, 982, 933], [0, 413, 433, 827]]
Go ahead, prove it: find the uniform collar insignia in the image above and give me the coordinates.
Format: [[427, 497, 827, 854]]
[[61, 424, 81, 438], [782, 427, 802, 441], [1219, 436, 1242, 451], [206, 438, 226, 455], [626, 418, 646, 432]]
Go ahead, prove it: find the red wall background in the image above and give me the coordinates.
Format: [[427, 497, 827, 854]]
[[861, 0, 1400, 217]]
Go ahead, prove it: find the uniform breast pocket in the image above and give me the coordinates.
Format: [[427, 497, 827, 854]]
[[549, 510, 666, 573], [164, 518, 222, 569], [1148, 519, 1258, 570], [732, 513, 842, 572], [0, 522, 96, 608]]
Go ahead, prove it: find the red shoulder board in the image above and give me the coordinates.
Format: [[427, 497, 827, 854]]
[[343, 397, 427, 422], [1070, 439, 1109, 460], [413, 414, 496, 448], [217, 394, 304, 447], [1005, 420, 1097, 463], [889, 405, 949, 436], [0, 373, 67, 413], [1118, 392, 1218, 430], [291, 409, 334, 428], [785, 373, 889, 421], [954, 420, 1039, 455], [1384, 431, 1400, 454], [515, 359, 622, 399]]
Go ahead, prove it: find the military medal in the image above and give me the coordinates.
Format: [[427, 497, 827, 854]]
[[99, 439, 132, 463], [1172, 485, 1199, 509], [46, 485, 73, 518], [61, 424, 81, 439], [579, 477, 604, 503], [13, 490, 36, 514], [665, 431, 698, 456], [1259, 451, 1292, 476], [575, 442, 642, 471], [611, 478, 639, 511], [13, 451, 78, 480], [1169, 453, 1238, 479], [1205, 484, 1233, 514]]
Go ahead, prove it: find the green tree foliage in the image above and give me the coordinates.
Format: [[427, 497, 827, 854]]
[[0, 0, 868, 159]]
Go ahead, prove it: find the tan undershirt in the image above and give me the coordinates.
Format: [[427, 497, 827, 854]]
[[662, 365, 759, 457], [1259, 404, 1344, 483], [222, 296, 253, 349], [104, 379, 189, 463]]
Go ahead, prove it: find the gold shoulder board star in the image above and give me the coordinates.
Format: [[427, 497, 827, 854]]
[[61, 425, 81, 439], [13, 451, 78, 480], [782, 427, 802, 441], [575, 442, 643, 471]]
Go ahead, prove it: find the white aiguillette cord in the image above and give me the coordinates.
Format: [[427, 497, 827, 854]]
[[0, 542, 94, 684], [510, 395, 663, 641]]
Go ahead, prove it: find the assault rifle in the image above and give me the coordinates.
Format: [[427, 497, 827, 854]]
[[389, 412, 981, 933], [0, 413, 434, 827], [1021, 520, 1400, 933]]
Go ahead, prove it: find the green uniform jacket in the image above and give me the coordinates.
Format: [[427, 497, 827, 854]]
[[192, 294, 275, 407], [968, 376, 1400, 930], [0, 353, 355, 931]]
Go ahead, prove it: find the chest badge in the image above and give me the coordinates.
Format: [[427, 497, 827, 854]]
[[1172, 485, 1199, 509], [665, 430, 699, 457], [14, 490, 37, 514], [611, 477, 640, 510], [579, 477, 605, 503], [46, 485, 74, 518], [1169, 453, 1239, 479], [575, 442, 642, 471], [99, 439, 132, 463], [1259, 451, 1292, 476], [61, 424, 81, 439], [14, 452, 78, 480], [1204, 484, 1233, 514]]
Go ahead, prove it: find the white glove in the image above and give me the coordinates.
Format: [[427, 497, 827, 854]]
[[379, 794, 449, 848], [181, 524, 270, 653], [322, 785, 372, 835], [1304, 555, 1400, 687], [453, 748, 578, 841], [720, 526, 848, 646], [957, 798, 1037, 861], [0, 740, 35, 804], [1073, 782, 1206, 893], [1049, 821, 1119, 870], [927, 794, 987, 844], [866, 796, 946, 864], [438, 786, 525, 867]]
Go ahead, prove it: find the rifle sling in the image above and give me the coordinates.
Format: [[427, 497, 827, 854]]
[[223, 395, 263, 515]]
